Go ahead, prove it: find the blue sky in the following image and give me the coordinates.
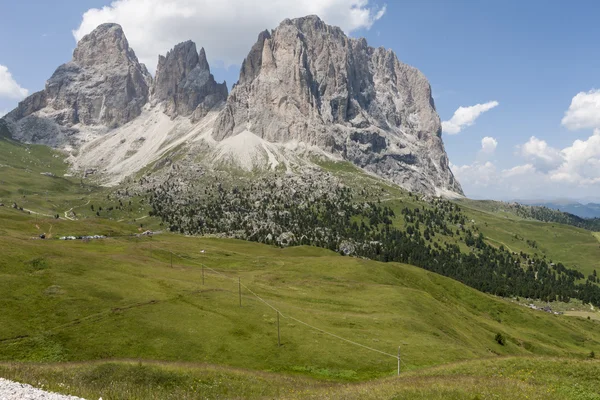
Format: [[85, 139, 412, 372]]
[[1, 0, 600, 201]]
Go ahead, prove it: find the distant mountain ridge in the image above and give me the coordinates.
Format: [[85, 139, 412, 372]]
[[516, 199, 600, 219], [0, 16, 462, 197]]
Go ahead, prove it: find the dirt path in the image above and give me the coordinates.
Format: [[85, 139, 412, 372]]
[[564, 310, 600, 321], [118, 215, 149, 223], [486, 237, 515, 253], [23, 208, 54, 218], [63, 200, 90, 221]]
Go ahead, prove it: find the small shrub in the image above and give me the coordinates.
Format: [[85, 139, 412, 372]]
[[495, 333, 505, 346], [589, 351, 595, 359], [28, 257, 48, 271]]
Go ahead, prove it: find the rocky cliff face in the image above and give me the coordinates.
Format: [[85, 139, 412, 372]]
[[3, 24, 152, 147], [1, 16, 463, 197], [214, 15, 462, 196], [152, 41, 227, 121]]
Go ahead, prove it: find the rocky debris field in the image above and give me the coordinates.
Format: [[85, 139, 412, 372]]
[[0, 378, 86, 400]]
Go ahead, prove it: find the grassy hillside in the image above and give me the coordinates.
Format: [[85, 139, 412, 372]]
[[0, 136, 153, 223], [457, 199, 600, 277], [2, 146, 600, 398], [1, 357, 599, 400], [319, 160, 600, 279], [1, 206, 599, 380]]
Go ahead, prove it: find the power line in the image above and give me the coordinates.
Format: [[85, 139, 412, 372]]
[[143, 241, 402, 363]]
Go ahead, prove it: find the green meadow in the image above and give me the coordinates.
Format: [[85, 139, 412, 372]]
[[2, 147, 600, 399]]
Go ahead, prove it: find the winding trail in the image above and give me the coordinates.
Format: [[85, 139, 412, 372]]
[[63, 200, 90, 221], [23, 208, 54, 218], [486, 237, 515, 253]]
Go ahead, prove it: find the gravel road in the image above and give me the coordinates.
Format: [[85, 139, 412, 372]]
[[0, 378, 87, 400]]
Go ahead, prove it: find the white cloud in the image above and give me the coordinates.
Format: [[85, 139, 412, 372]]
[[452, 159, 550, 199], [442, 101, 499, 135], [501, 163, 536, 178], [480, 136, 497, 154], [518, 136, 563, 172], [455, 129, 600, 199], [0, 65, 28, 100], [562, 89, 600, 130], [73, 0, 386, 72], [451, 161, 497, 188], [549, 129, 600, 185]]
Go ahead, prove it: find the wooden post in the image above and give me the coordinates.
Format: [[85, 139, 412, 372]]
[[202, 265, 205, 285], [397, 346, 401, 376], [239, 277, 242, 307], [277, 311, 281, 347], [170, 252, 173, 268]]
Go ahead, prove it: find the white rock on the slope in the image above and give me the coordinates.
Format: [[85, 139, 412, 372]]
[[213, 15, 463, 196], [0, 378, 87, 400]]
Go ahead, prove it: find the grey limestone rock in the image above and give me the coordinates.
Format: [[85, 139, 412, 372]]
[[213, 15, 462, 196], [3, 23, 151, 147], [151, 41, 228, 120]]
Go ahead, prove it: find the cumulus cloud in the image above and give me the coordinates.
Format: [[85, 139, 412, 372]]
[[73, 0, 387, 72], [562, 89, 600, 130], [480, 136, 497, 154], [452, 159, 551, 199], [549, 129, 600, 185], [501, 163, 536, 178], [451, 161, 497, 188], [454, 129, 600, 199], [518, 136, 563, 172], [442, 101, 499, 135], [0, 65, 28, 100]]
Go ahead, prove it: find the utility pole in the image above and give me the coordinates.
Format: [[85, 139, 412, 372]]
[[397, 346, 401, 376], [277, 311, 281, 347], [239, 277, 242, 307]]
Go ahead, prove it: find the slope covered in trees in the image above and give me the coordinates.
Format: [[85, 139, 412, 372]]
[[147, 173, 600, 306]]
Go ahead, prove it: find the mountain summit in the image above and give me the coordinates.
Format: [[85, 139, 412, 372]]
[[3, 23, 152, 147], [1, 17, 462, 197], [215, 16, 462, 195], [152, 41, 228, 120]]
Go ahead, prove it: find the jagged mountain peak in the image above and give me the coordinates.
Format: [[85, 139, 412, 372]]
[[1, 16, 463, 197], [2, 23, 151, 147], [152, 40, 227, 119], [72, 23, 138, 67], [213, 16, 462, 196], [198, 47, 210, 72]]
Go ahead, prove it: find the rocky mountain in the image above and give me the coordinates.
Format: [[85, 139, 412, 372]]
[[152, 41, 228, 121], [1, 16, 463, 197], [2, 24, 152, 147], [214, 16, 462, 196]]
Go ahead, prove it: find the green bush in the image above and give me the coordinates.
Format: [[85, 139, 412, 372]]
[[495, 333, 505, 346]]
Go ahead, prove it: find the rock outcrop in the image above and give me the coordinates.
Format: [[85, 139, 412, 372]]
[[1, 16, 463, 197], [152, 41, 227, 120], [3, 23, 151, 147], [213, 15, 462, 196]]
